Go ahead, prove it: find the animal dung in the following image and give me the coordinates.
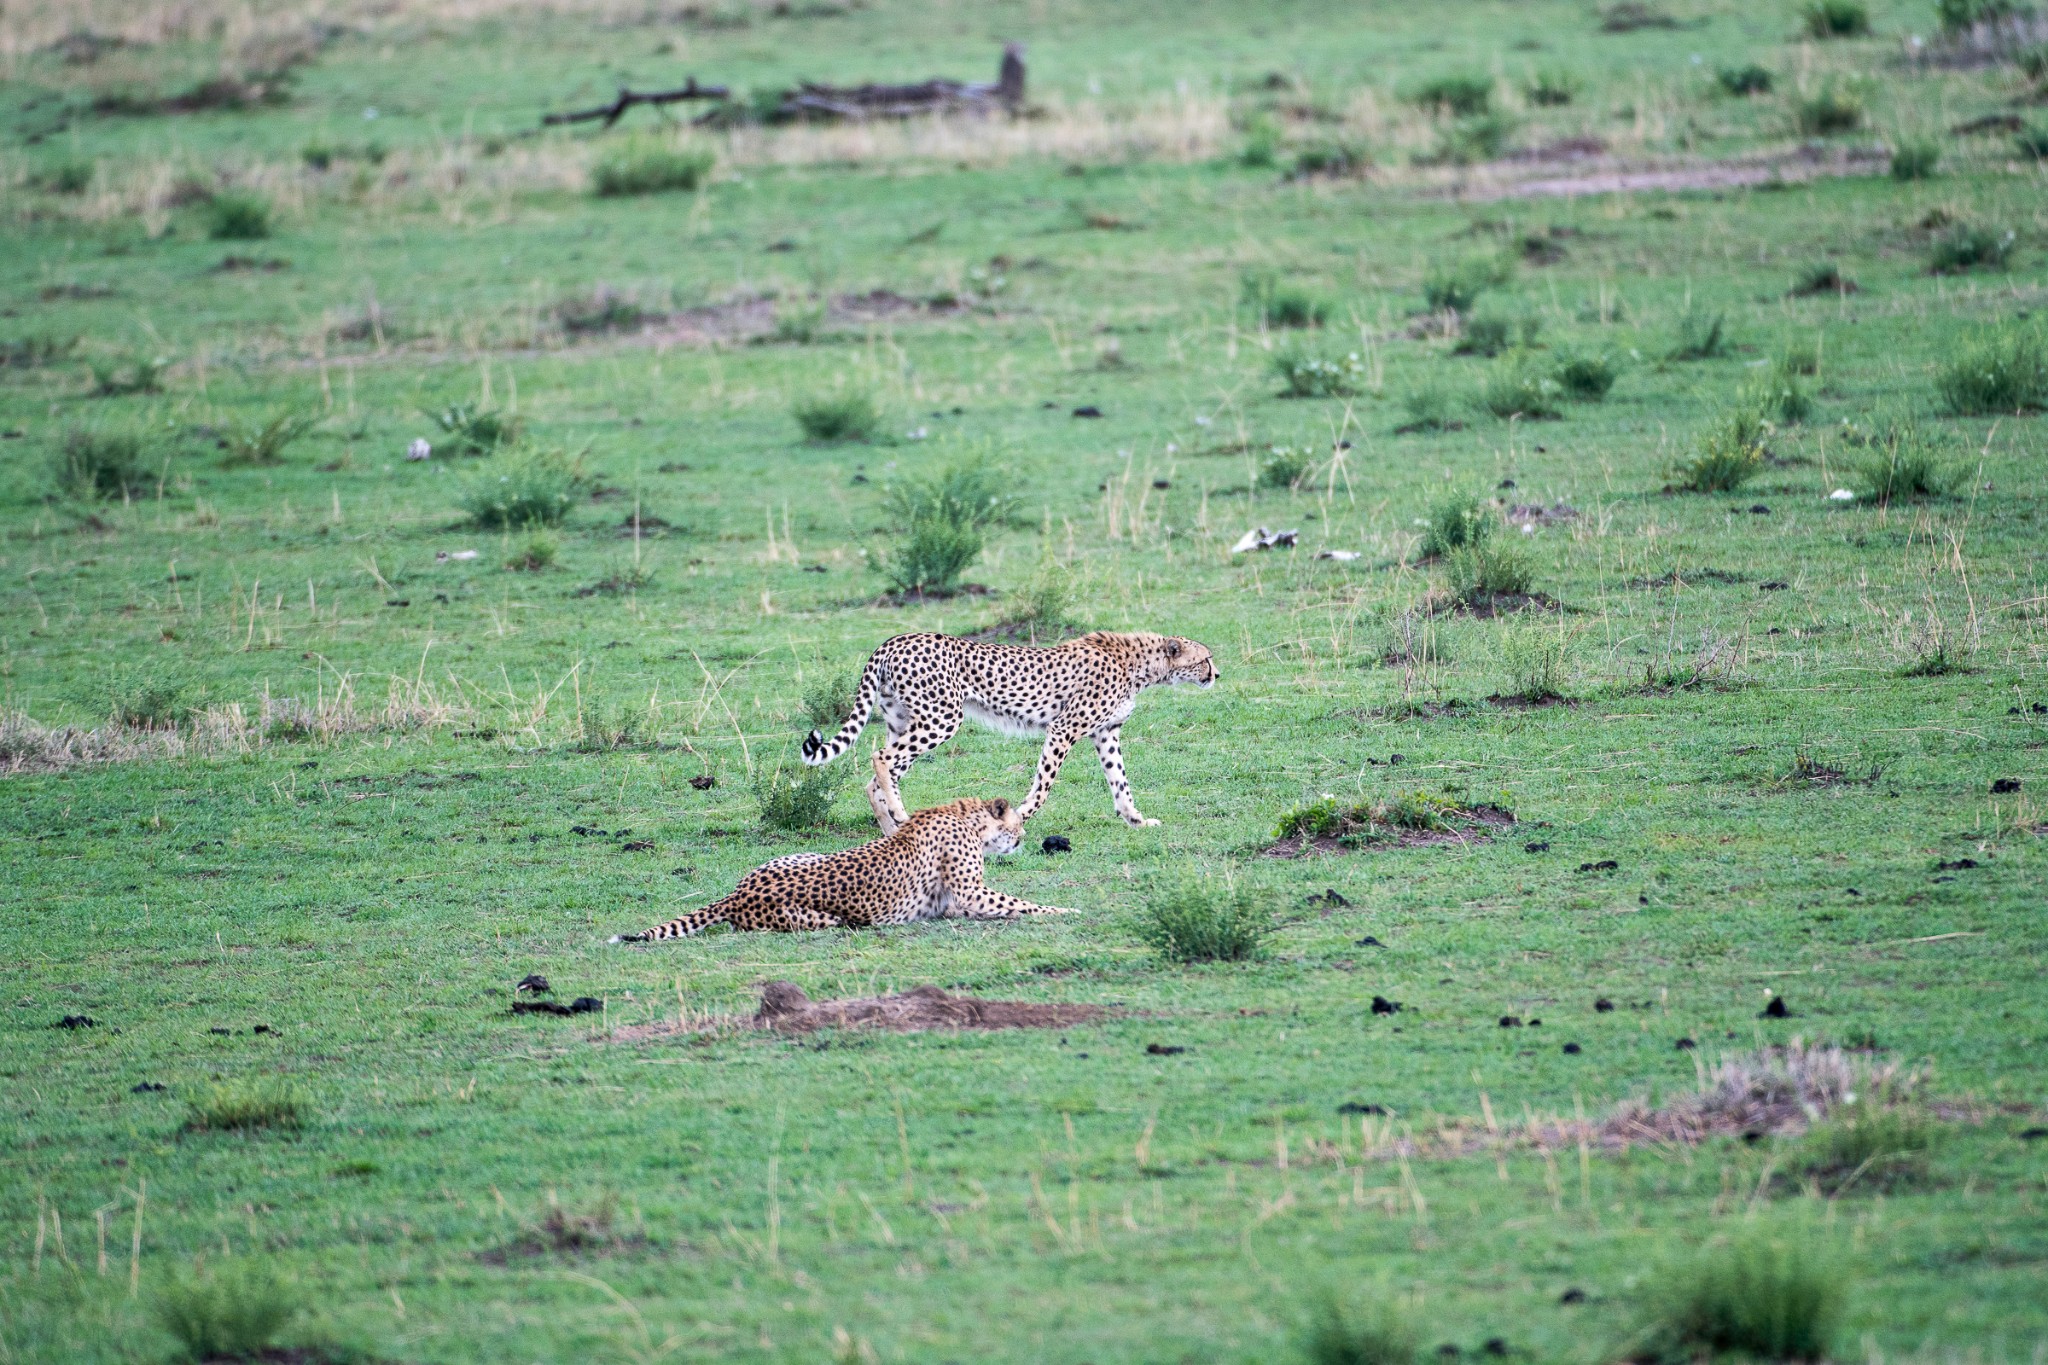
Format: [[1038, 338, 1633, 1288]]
[[1145, 1042, 1186, 1056], [515, 974, 551, 995], [53, 1014, 97, 1029], [689, 774, 717, 790], [1354, 935, 1384, 948], [512, 997, 603, 1017], [1991, 778, 2021, 794], [1675, 1037, 1697, 1051], [131, 1081, 166, 1093], [1559, 1288, 1586, 1305], [1594, 997, 1614, 1012], [1563, 1042, 1582, 1054], [1071, 405, 1104, 418], [1371, 995, 1402, 1015], [1337, 1100, 1389, 1115], [1306, 888, 1351, 908], [1499, 1016, 1522, 1028], [1577, 859, 1619, 873], [1523, 841, 1551, 853], [1040, 834, 1072, 854], [1760, 996, 1791, 1019]]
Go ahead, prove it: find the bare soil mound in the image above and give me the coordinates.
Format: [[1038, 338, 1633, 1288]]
[[754, 981, 1102, 1033]]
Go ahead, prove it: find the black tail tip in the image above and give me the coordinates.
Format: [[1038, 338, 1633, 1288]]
[[801, 729, 823, 759]]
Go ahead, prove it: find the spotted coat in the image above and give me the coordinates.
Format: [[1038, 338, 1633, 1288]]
[[800, 630, 1218, 830], [613, 784, 1075, 940]]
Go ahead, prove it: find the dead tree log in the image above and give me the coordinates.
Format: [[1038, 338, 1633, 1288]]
[[543, 77, 729, 128], [701, 44, 1026, 126]]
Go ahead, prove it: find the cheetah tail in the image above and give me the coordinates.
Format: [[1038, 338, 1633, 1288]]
[[800, 655, 881, 766], [613, 895, 735, 943]]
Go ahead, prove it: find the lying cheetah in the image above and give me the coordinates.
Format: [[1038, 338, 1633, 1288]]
[[801, 630, 1218, 830], [613, 778, 1076, 940]]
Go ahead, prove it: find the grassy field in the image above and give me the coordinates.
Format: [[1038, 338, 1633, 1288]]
[[4, 0, 2048, 1360]]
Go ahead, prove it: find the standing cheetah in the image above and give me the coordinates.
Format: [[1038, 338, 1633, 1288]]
[[613, 781, 1075, 939], [800, 630, 1218, 830]]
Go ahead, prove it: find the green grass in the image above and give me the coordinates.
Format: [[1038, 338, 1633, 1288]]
[[793, 391, 881, 442], [152, 1261, 299, 1363], [1634, 1230, 1847, 1362], [590, 139, 716, 197], [2, 1, 2047, 1359], [457, 448, 587, 528], [1132, 873, 1276, 962]]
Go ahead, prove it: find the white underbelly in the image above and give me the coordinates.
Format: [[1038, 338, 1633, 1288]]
[[962, 696, 1048, 737]]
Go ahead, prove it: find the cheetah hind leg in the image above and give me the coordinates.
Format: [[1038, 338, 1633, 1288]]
[[868, 751, 904, 835]]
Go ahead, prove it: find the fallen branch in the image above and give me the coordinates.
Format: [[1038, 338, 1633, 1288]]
[[698, 44, 1026, 126], [543, 78, 729, 128]]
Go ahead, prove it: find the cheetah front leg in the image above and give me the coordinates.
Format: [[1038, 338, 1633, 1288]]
[[1016, 720, 1085, 821], [1091, 726, 1159, 827], [944, 886, 1080, 919], [869, 702, 962, 832]]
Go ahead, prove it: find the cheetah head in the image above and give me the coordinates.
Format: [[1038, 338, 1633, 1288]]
[[1160, 636, 1218, 687], [969, 797, 1025, 858]]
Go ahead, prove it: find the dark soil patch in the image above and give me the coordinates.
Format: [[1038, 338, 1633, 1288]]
[[1505, 137, 1608, 163], [1627, 567, 1747, 588], [1372, 698, 1478, 721], [1505, 502, 1578, 527], [617, 511, 673, 537], [213, 255, 290, 273], [751, 982, 1102, 1034], [870, 583, 993, 608], [964, 618, 1061, 644], [512, 997, 602, 1017], [1266, 804, 1515, 857], [1455, 590, 1560, 618], [477, 1203, 644, 1265], [1484, 692, 1576, 711]]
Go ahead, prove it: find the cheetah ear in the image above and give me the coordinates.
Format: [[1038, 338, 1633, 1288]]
[[989, 798, 1010, 818], [1164, 639, 1182, 658]]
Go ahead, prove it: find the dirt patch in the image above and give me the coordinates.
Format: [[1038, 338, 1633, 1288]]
[[636, 289, 963, 349], [613, 981, 1103, 1042], [1456, 590, 1561, 618], [1266, 802, 1514, 857], [476, 1200, 643, 1265], [964, 619, 1061, 644], [1627, 567, 1747, 589], [1504, 137, 1608, 164], [869, 583, 994, 608], [1483, 692, 1576, 711], [1505, 502, 1578, 527]]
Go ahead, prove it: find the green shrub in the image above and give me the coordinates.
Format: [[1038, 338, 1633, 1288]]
[[1001, 556, 1078, 640], [90, 354, 168, 396], [1398, 383, 1461, 432], [1445, 540, 1534, 602], [1301, 1296, 1419, 1365], [1928, 223, 2015, 273], [1781, 338, 1822, 375], [1452, 312, 1513, 357], [184, 1079, 306, 1133], [1524, 68, 1580, 106], [53, 427, 148, 499], [2016, 42, 2048, 79], [1789, 1104, 1938, 1192], [1802, 0, 1870, 37], [879, 514, 982, 595], [1500, 624, 1570, 702], [1290, 139, 1370, 178], [1244, 271, 1330, 328], [1408, 73, 1493, 116], [1791, 260, 1854, 296], [557, 288, 652, 334], [153, 1261, 298, 1363], [1554, 351, 1621, 399], [93, 662, 197, 729], [874, 461, 1009, 596], [1669, 308, 1729, 361], [1240, 112, 1282, 168], [205, 192, 273, 241], [1937, 0, 2031, 32], [1794, 85, 1864, 136], [1743, 369, 1813, 424], [2016, 122, 2048, 159], [1134, 872, 1275, 963], [1935, 329, 2047, 413], [427, 401, 524, 456], [1274, 348, 1369, 398], [460, 449, 587, 529], [37, 160, 94, 194], [882, 458, 1017, 532], [1717, 64, 1774, 96], [1423, 111, 1517, 165], [794, 391, 879, 442], [1889, 138, 1940, 180], [575, 699, 657, 752], [753, 760, 851, 830], [1674, 409, 1766, 492], [1855, 443, 1953, 503], [1419, 493, 1493, 559], [221, 410, 318, 466], [801, 670, 857, 730], [592, 139, 715, 196], [1478, 360, 1563, 419], [1260, 445, 1315, 490], [1420, 257, 1506, 313], [1635, 1231, 1846, 1363], [771, 300, 826, 344], [506, 531, 558, 571]]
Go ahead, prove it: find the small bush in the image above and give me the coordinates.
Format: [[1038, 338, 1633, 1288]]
[[1290, 139, 1370, 178], [1927, 223, 2015, 274], [184, 1079, 306, 1133], [1889, 138, 1940, 180], [771, 300, 825, 344], [1781, 339, 1821, 376], [1789, 1104, 1937, 1193], [1635, 1232, 1846, 1363], [1240, 112, 1282, 168], [1718, 64, 1774, 96], [1420, 257, 1506, 313], [794, 391, 879, 442], [802, 670, 857, 729], [1424, 111, 1516, 165], [557, 288, 652, 334], [1445, 540, 1534, 602], [1791, 260, 1853, 296], [0, 333, 79, 369], [1802, 0, 1870, 37], [53, 427, 148, 499], [1794, 85, 1864, 136], [592, 139, 715, 196], [1500, 624, 1569, 702], [94, 663, 196, 728], [1452, 312, 1512, 357], [1938, 0, 2030, 33], [1670, 308, 1730, 361], [1274, 348, 1369, 398], [875, 460, 1008, 596], [753, 760, 851, 830], [1855, 443, 1954, 503], [1525, 68, 1580, 106], [1260, 445, 1315, 490], [206, 192, 273, 241], [1478, 360, 1564, 420], [1301, 1296, 1419, 1365], [1398, 383, 1461, 432], [37, 160, 94, 194], [90, 354, 167, 396], [1743, 369, 1813, 424], [576, 700, 657, 752], [460, 448, 587, 529], [153, 1261, 297, 1363], [2016, 42, 2048, 79], [1419, 494, 1493, 559], [1554, 351, 1621, 400], [2016, 122, 2048, 159], [1134, 873, 1275, 964], [883, 458, 1017, 532], [1674, 408, 1766, 492], [1244, 271, 1330, 328], [221, 410, 318, 466], [1935, 329, 2047, 413], [427, 402, 524, 456], [879, 515, 982, 596], [1408, 73, 1493, 116], [507, 531, 558, 571], [1003, 557, 1078, 640]]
